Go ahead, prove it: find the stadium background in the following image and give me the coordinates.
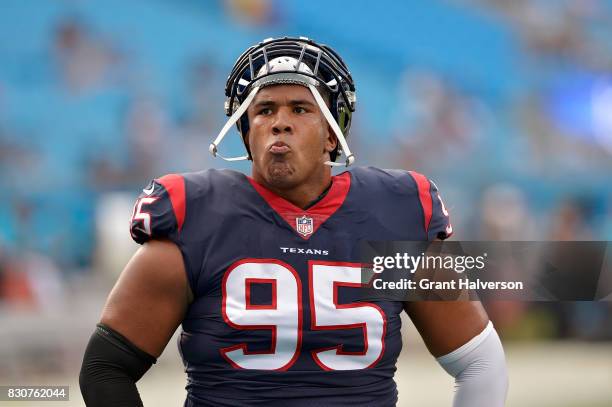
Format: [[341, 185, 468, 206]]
[[0, 0, 611, 405]]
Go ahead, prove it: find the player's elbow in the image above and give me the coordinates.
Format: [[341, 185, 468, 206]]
[[79, 324, 156, 406], [458, 347, 508, 400], [436, 321, 508, 406]]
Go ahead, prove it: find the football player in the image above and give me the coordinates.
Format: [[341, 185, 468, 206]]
[[80, 37, 508, 406]]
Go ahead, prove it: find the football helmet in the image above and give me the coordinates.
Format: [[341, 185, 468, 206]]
[[209, 36, 357, 167]]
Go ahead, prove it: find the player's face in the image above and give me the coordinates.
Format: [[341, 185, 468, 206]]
[[246, 84, 336, 189]]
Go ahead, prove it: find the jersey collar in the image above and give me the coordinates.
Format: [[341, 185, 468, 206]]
[[247, 172, 351, 240]]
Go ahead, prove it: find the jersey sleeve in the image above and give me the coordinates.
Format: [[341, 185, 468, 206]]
[[408, 171, 454, 241], [129, 174, 186, 244]]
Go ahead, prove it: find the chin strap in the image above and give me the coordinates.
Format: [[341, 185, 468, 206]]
[[209, 84, 355, 167], [307, 84, 355, 167], [209, 86, 261, 162]]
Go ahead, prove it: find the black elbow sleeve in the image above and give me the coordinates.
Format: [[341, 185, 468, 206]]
[[79, 324, 157, 407]]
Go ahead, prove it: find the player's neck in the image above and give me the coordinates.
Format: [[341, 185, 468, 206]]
[[253, 170, 332, 210]]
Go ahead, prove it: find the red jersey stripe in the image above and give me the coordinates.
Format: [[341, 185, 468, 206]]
[[408, 171, 432, 235], [157, 173, 186, 232]]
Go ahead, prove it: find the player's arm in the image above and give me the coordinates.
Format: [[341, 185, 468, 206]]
[[405, 175, 507, 405], [79, 239, 190, 407], [80, 175, 192, 406], [404, 299, 508, 406]]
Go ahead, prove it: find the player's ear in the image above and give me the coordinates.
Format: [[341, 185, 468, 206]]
[[324, 124, 337, 154], [319, 90, 336, 154]]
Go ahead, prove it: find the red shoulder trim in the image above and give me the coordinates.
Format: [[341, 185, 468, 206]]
[[157, 174, 186, 232], [408, 171, 432, 235]]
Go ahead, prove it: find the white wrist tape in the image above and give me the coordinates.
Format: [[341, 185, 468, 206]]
[[436, 321, 509, 407]]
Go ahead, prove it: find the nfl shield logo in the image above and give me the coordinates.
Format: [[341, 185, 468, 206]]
[[296, 215, 314, 237]]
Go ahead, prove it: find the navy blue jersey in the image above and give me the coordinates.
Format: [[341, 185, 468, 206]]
[[129, 167, 452, 407]]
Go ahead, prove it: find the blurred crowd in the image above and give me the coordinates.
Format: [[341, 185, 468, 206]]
[[1, 0, 611, 341]]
